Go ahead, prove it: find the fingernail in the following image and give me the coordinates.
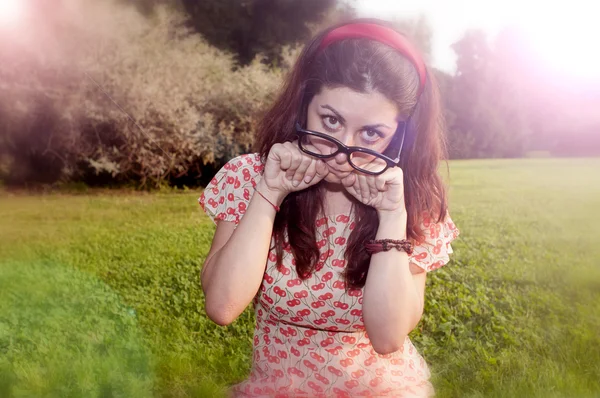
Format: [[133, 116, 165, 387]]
[[292, 180, 299, 187], [304, 176, 312, 183]]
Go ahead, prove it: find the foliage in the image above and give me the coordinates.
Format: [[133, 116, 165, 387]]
[[0, 159, 599, 397], [0, 1, 281, 187]]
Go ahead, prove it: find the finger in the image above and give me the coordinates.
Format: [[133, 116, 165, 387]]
[[375, 174, 387, 192], [341, 173, 356, 188], [342, 174, 360, 199], [366, 175, 379, 198], [285, 152, 303, 180], [302, 161, 317, 184], [358, 173, 370, 202], [279, 148, 293, 171], [292, 156, 312, 186], [315, 160, 329, 179]]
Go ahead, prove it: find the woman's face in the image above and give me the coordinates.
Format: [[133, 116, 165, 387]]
[[305, 86, 400, 184]]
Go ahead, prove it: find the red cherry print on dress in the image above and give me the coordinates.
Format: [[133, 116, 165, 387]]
[[277, 350, 288, 359], [348, 289, 362, 297], [430, 260, 444, 271], [304, 329, 318, 337], [321, 272, 333, 283], [297, 338, 310, 346], [334, 236, 346, 245], [349, 222, 356, 230], [316, 217, 327, 227], [317, 239, 327, 249], [310, 300, 326, 309], [243, 188, 250, 201], [351, 369, 365, 379], [303, 359, 318, 372], [273, 286, 286, 297], [333, 388, 350, 398], [307, 381, 323, 393], [364, 356, 377, 366], [290, 347, 301, 357], [315, 373, 330, 385], [238, 202, 246, 214], [290, 316, 302, 322], [320, 337, 334, 347], [319, 249, 334, 261], [219, 196, 225, 205], [242, 168, 251, 181], [332, 280, 346, 290], [335, 214, 350, 223], [294, 290, 308, 299], [228, 193, 235, 201], [328, 366, 343, 377], [298, 309, 311, 317], [347, 349, 361, 358], [344, 380, 359, 389], [340, 358, 354, 367], [318, 292, 333, 300], [275, 306, 289, 315], [369, 377, 384, 387], [311, 282, 325, 291], [321, 310, 335, 318], [322, 226, 336, 238], [310, 351, 326, 364], [375, 367, 386, 376], [341, 335, 356, 344], [335, 318, 351, 325], [433, 239, 443, 255], [350, 309, 362, 316], [264, 296, 274, 305], [233, 177, 241, 189], [286, 298, 301, 307], [331, 259, 346, 268], [314, 318, 327, 325]]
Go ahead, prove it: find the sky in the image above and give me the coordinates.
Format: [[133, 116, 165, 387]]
[[355, 0, 600, 79]]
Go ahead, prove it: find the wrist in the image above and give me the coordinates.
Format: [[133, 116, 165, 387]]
[[256, 179, 287, 207], [376, 208, 408, 240]]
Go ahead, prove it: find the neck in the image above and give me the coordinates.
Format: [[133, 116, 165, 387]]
[[320, 182, 355, 216]]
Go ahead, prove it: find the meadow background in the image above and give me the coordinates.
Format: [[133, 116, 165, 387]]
[[1, 1, 599, 397]]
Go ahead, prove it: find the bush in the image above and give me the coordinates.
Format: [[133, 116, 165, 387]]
[[0, 1, 283, 188]]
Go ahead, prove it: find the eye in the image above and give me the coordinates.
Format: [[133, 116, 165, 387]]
[[360, 129, 384, 144], [321, 115, 342, 131]]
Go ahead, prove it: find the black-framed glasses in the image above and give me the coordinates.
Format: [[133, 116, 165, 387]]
[[294, 122, 407, 175]]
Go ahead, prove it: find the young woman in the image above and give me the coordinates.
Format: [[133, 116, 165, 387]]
[[199, 19, 460, 398]]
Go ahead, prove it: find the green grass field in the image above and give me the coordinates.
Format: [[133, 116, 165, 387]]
[[1, 158, 599, 398]]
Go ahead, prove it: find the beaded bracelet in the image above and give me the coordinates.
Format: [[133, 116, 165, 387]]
[[253, 186, 280, 212], [365, 239, 414, 255]]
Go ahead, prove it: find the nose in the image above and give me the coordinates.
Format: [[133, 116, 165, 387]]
[[334, 152, 348, 164]]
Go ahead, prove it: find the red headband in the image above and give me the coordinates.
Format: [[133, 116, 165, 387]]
[[318, 23, 427, 95]]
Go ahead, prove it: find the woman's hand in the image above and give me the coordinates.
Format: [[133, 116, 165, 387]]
[[341, 166, 406, 215], [259, 141, 329, 203]]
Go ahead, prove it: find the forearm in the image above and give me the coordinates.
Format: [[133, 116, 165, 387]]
[[202, 180, 285, 325], [362, 212, 423, 354]]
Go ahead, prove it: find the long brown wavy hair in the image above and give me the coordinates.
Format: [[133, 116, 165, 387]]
[[254, 19, 448, 289]]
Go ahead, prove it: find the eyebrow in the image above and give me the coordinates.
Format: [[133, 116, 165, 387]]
[[319, 104, 393, 131]]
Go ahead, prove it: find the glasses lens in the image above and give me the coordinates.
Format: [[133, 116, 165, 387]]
[[349, 151, 387, 174], [299, 133, 338, 156]]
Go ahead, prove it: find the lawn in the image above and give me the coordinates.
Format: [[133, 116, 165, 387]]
[[0, 158, 599, 398]]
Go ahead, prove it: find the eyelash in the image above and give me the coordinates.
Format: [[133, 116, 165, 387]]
[[319, 114, 385, 143]]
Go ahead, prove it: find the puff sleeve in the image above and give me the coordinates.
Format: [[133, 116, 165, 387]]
[[198, 153, 264, 225]]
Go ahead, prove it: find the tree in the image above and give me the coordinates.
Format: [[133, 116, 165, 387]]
[[179, 0, 344, 65]]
